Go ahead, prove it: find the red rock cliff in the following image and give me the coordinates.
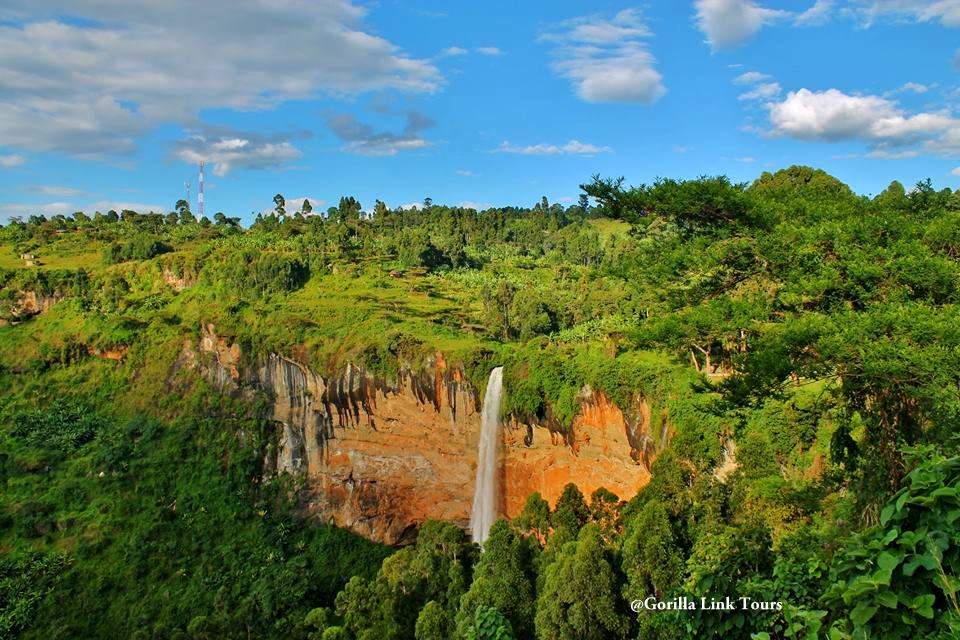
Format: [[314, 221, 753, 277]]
[[185, 326, 664, 544]]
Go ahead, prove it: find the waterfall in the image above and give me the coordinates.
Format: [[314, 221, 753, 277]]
[[470, 366, 504, 545]]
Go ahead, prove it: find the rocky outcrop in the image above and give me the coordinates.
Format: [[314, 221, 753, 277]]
[[161, 268, 195, 291], [0, 290, 65, 322], [183, 325, 666, 544], [714, 438, 738, 482], [88, 346, 129, 362], [17, 291, 63, 318]]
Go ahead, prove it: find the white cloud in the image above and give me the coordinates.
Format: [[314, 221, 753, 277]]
[[495, 139, 613, 155], [0, 199, 166, 221], [457, 201, 493, 210], [442, 46, 468, 56], [0, 201, 75, 220], [0, 154, 26, 167], [764, 87, 960, 158], [261, 196, 325, 216], [173, 130, 304, 176], [951, 166, 960, 176], [767, 88, 957, 142], [23, 185, 87, 197], [795, 0, 835, 25], [85, 200, 167, 214], [0, 1, 440, 157], [739, 82, 782, 100], [694, 0, 790, 49], [734, 70, 781, 101], [476, 47, 503, 56], [735, 71, 772, 84], [542, 9, 665, 103], [860, 1, 960, 27], [456, 169, 474, 176], [736, 156, 756, 163], [865, 148, 922, 158], [324, 110, 435, 156], [892, 81, 931, 94]]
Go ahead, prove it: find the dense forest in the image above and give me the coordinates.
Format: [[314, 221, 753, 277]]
[[1, 166, 959, 639]]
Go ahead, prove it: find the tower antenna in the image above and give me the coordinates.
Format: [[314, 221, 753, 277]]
[[198, 161, 205, 220], [185, 180, 191, 216]]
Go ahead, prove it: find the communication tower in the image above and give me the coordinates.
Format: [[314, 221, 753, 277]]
[[198, 161, 205, 219]]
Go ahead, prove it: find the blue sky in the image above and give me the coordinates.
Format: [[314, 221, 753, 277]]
[[1, 0, 959, 222]]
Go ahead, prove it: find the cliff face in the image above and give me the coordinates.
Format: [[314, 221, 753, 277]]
[[1, 290, 64, 322], [502, 389, 657, 517], [185, 325, 663, 544]]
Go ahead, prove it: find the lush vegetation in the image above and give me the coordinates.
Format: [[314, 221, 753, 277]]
[[1, 167, 959, 638]]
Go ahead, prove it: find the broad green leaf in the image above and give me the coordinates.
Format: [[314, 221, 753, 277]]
[[877, 551, 901, 572], [876, 591, 898, 609], [850, 602, 878, 626]]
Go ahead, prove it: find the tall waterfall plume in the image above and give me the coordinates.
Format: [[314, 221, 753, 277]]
[[470, 366, 504, 545]]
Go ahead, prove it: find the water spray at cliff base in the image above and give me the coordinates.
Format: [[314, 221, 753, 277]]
[[470, 366, 503, 545]]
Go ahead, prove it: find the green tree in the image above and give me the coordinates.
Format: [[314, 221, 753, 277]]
[[511, 294, 553, 341], [466, 606, 515, 640], [415, 601, 451, 640], [514, 492, 550, 543], [456, 520, 537, 639], [552, 483, 590, 537], [535, 524, 631, 640], [481, 281, 517, 341]]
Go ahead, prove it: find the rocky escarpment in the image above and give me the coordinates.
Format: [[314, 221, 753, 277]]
[[0, 290, 65, 323], [180, 325, 667, 544], [502, 388, 664, 517]]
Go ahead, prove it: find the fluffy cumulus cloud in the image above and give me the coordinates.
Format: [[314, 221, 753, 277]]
[[325, 110, 435, 156], [495, 140, 612, 155], [694, 0, 790, 49], [541, 9, 665, 103], [173, 129, 305, 176], [0, 0, 440, 159], [766, 87, 960, 155]]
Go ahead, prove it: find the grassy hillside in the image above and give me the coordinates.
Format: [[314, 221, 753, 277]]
[[2, 168, 959, 639]]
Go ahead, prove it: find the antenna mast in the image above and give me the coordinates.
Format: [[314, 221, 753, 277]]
[[198, 161, 205, 220], [185, 180, 191, 216]]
